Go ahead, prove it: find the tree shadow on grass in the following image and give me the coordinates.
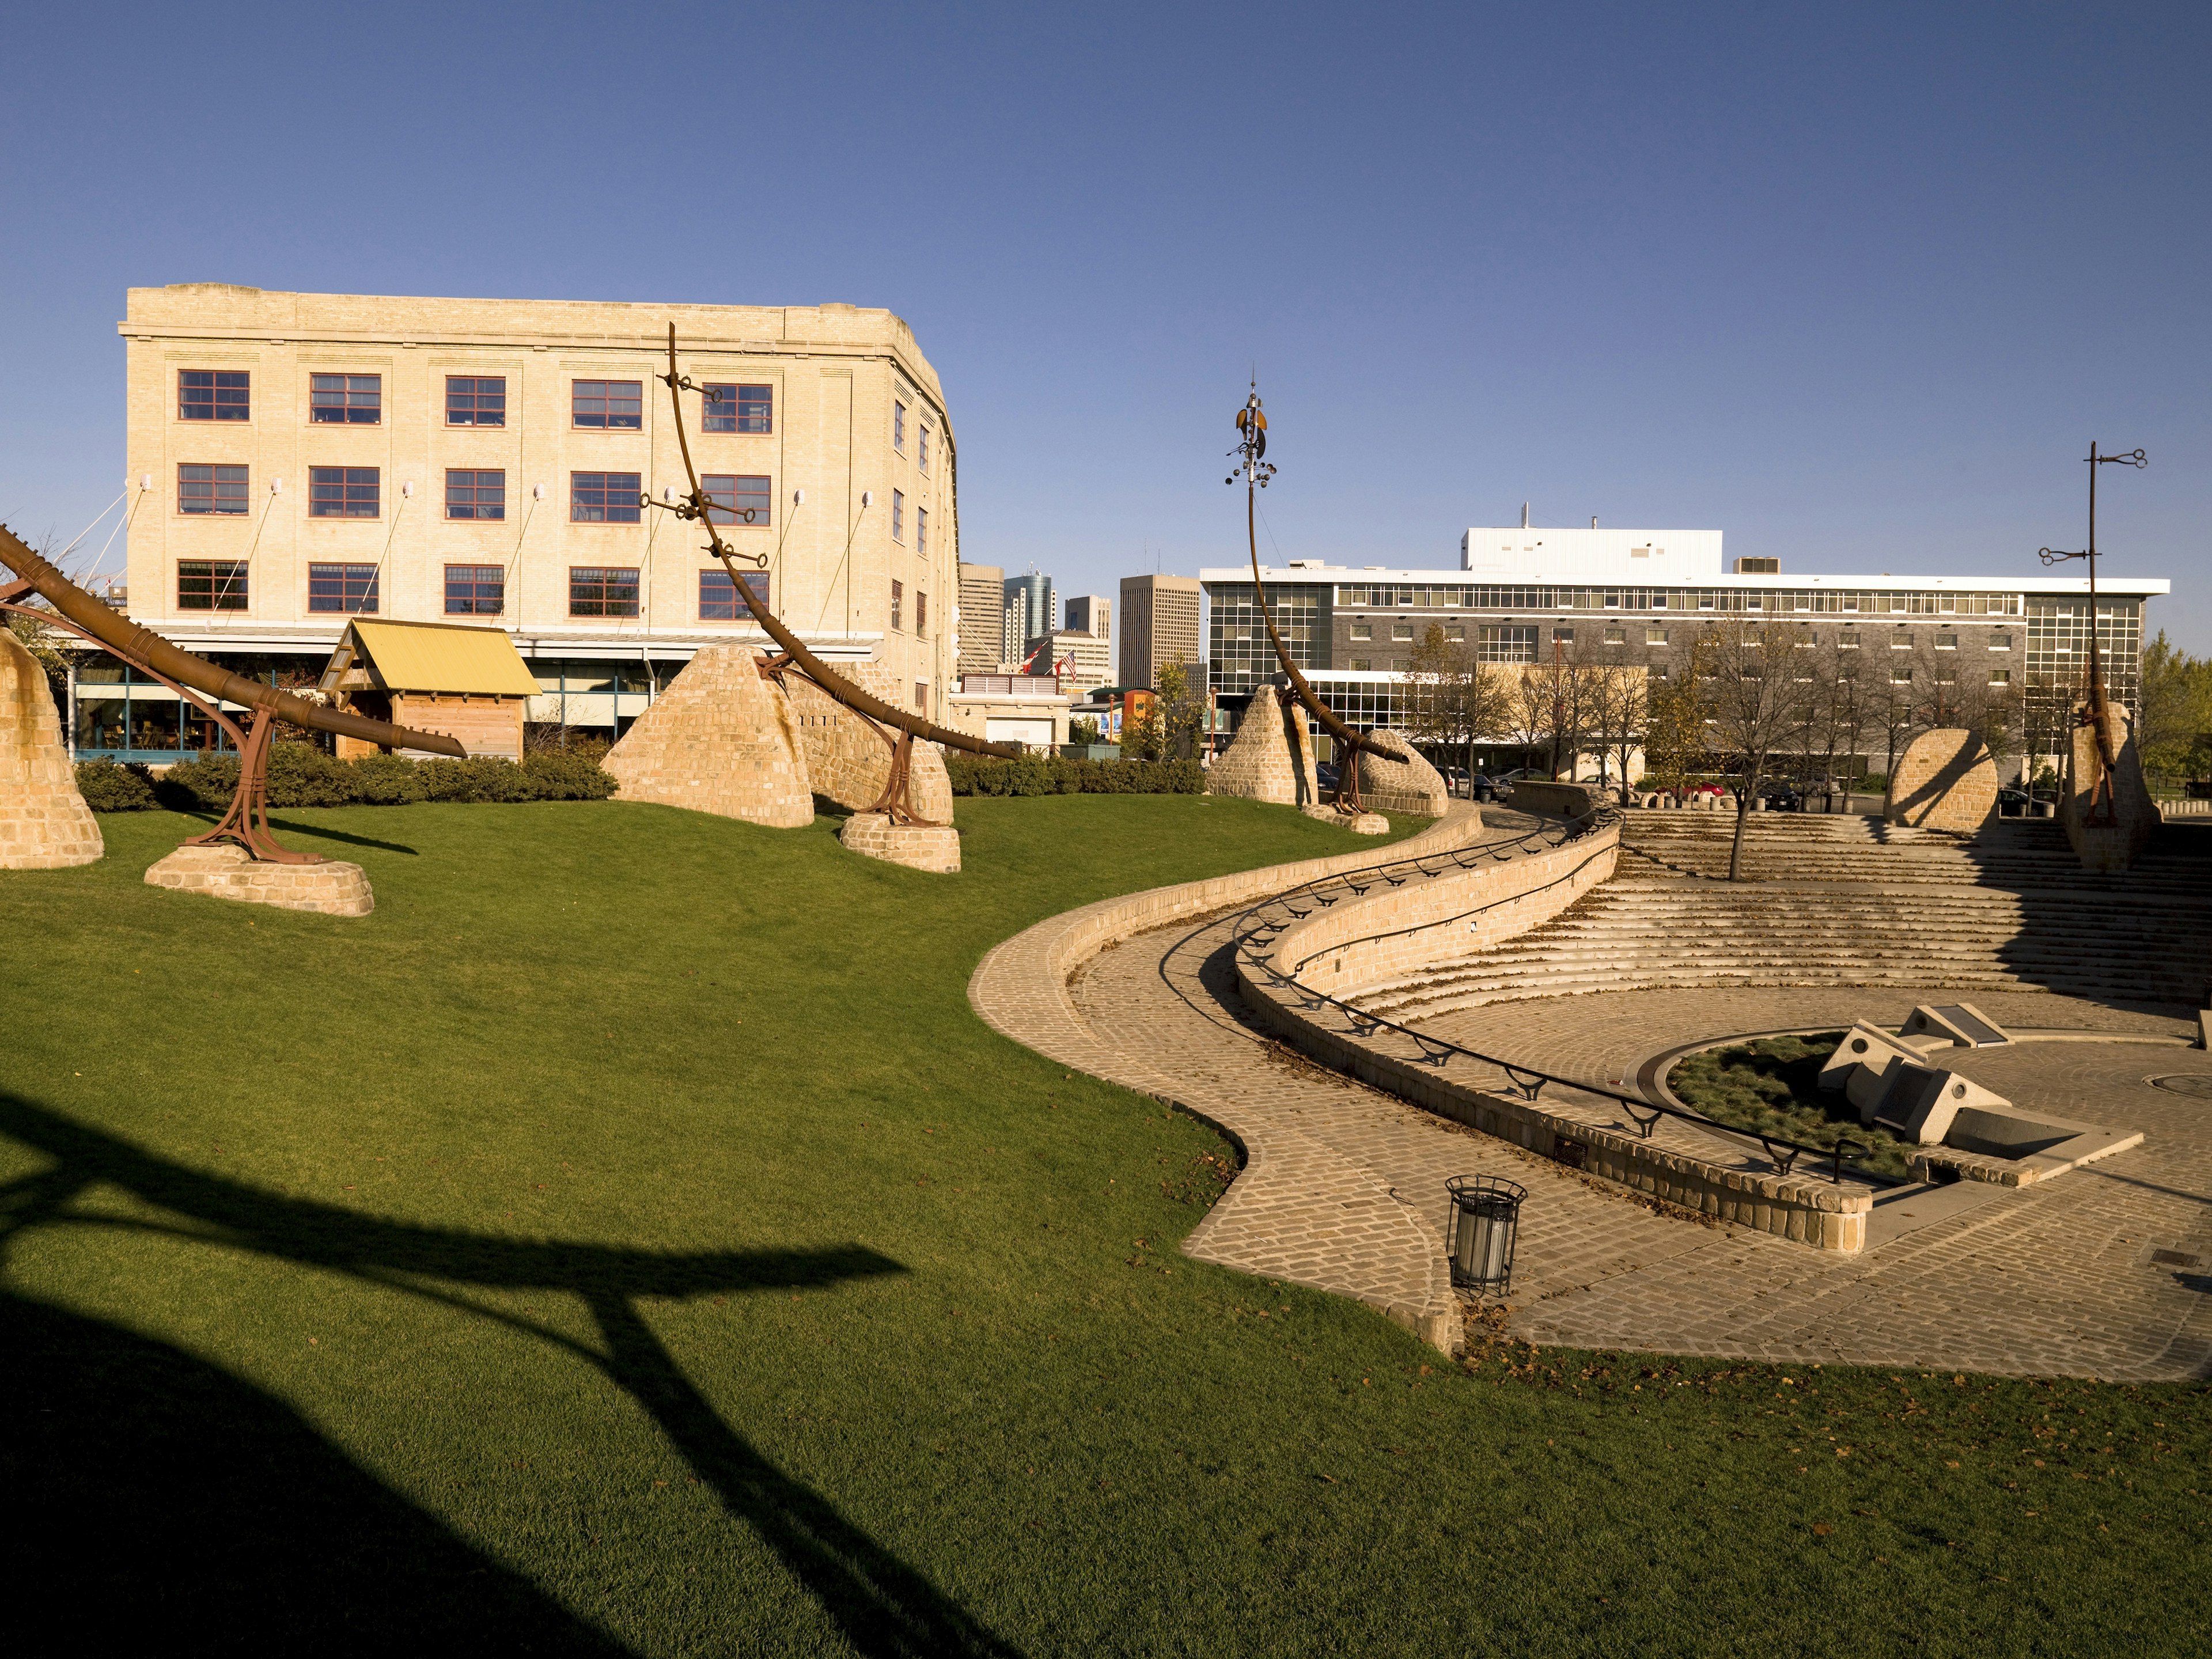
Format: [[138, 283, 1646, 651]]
[[164, 808, 422, 857], [0, 1093, 1024, 1658]]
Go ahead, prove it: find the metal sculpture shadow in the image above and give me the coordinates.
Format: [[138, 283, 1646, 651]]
[[0, 1091, 1024, 1658]]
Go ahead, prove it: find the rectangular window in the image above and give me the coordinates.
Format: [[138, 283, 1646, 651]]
[[917, 507, 928, 559], [177, 560, 249, 611], [893, 400, 906, 452], [891, 579, 904, 630], [179, 464, 249, 515], [178, 369, 249, 421], [1936, 632, 1958, 649], [571, 380, 643, 430], [1350, 657, 1373, 671], [445, 468, 506, 520], [569, 566, 640, 618], [1838, 631, 1859, 649], [1349, 622, 1373, 640], [1645, 626, 1668, 645], [571, 471, 642, 524], [1445, 623, 1465, 641], [309, 373, 382, 424], [1990, 632, 2012, 650], [919, 427, 931, 474], [1891, 665, 1912, 683], [915, 681, 927, 710], [891, 489, 904, 541], [917, 592, 928, 636], [1477, 625, 1538, 664], [308, 466, 380, 518], [702, 383, 772, 434], [700, 473, 772, 526], [1990, 668, 2012, 685], [1891, 632, 1913, 649], [1391, 622, 1413, 641], [1604, 627, 1626, 645], [1553, 627, 1574, 643], [699, 569, 770, 620], [308, 563, 380, 615], [444, 565, 506, 616], [445, 376, 507, 426]]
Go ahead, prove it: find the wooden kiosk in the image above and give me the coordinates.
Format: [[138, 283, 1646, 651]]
[[319, 620, 540, 760]]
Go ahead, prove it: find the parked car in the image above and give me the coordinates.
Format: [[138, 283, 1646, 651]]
[[1470, 772, 1513, 802], [1315, 762, 1342, 791], [1757, 781, 1804, 812]]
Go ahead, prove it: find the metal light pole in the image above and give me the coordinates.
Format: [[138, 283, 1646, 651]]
[[2039, 441, 2145, 823]]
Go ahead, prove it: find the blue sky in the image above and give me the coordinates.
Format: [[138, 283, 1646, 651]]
[[3, 2, 2205, 643]]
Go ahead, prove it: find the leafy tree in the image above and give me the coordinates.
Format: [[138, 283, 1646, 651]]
[[1154, 655, 1210, 762], [2139, 631, 2212, 786]]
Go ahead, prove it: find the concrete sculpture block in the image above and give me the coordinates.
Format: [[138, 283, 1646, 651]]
[[0, 628, 104, 869]]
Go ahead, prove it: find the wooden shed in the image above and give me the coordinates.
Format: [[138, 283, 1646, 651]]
[[319, 620, 540, 761]]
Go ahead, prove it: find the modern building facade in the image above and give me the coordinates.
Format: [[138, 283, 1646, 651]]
[[94, 283, 960, 758], [1062, 594, 1109, 641], [1202, 526, 2169, 768], [1001, 571, 1056, 671], [956, 560, 1005, 674], [1118, 573, 1202, 690], [1021, 630, 1113, 692]]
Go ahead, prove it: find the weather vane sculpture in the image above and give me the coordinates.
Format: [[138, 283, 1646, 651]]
[[0, 521, 464, 863], [643, 325, 1017, 825], [2037, 441, 2145, 827], [1226, 383, 1366, 813]]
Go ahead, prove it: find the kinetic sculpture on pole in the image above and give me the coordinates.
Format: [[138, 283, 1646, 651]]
[[642, 325, 1018, 824], [0, 521, 465, 864], [1226, 386, 1365, 813]]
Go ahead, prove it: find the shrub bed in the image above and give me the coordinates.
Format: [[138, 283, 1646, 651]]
[[78, 742, 617, 812], [946, 753, 1203, 797], [1666, 1031, 1912, 1179]]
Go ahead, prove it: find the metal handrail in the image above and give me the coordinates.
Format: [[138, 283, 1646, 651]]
[[1231, 810, 1886, 1187]]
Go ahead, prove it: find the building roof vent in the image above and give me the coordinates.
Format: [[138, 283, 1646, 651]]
[[1735, 556, 1781, 575]]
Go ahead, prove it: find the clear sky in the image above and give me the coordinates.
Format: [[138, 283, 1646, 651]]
[[3, 2, 2205, 645]]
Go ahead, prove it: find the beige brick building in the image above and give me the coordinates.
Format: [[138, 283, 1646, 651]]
[[1118, 573, 1201, 690], [103, 284, 959, 756]]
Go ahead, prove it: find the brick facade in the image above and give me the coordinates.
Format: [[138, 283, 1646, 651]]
[[1885, 727, 1998, 833]]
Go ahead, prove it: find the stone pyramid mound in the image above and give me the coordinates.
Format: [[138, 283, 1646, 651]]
[[1356, 728, 1449, 816], [1207, 683, 1319, 808], [783, 660, 953, 823], [603, 646, 814, 828], [1, 628, 103, 869]]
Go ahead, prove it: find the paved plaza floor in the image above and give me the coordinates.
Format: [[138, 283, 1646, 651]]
[[987, 812, 2212, 1380]]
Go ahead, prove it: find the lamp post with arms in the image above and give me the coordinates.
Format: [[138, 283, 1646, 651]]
[[2038, 441, 2145, 825]]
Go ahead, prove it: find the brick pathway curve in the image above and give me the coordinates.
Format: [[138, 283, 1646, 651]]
[[974, 811, 2212, 1378]]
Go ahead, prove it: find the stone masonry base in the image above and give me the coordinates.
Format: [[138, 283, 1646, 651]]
[[146, 844, 375, 916], [839, 813, 961, 874]]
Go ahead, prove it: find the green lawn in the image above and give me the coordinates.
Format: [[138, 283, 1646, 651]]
[[1, 797, 2204, 1657]]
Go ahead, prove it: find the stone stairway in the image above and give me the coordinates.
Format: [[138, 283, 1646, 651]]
[[1359, 812, 2212, 1017]]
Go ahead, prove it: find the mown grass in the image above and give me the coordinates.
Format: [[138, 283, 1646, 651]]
[[1, 798, 2205, 1657], [1669, 1032, 1916, 1178]]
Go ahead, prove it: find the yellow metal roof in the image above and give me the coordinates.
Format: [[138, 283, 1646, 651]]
[[344, 620, 540, 696]]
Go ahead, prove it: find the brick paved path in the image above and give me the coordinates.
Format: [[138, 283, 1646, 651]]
[[975, 812, 2212, 1378]]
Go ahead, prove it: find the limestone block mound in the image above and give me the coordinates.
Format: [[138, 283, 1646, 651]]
[[1355, 729, 1448, 816], [1301, 805, 1391, 835], [1884, 728, 1998, 834], [146, 844, 373, 916], [1, 628, 103, 869], [2060, 702, 2157, 874], [783, 663, 953, 823], [1207, 683, 1319, 808], [604, 646, 813, 828], [839, 812, 960, 874]]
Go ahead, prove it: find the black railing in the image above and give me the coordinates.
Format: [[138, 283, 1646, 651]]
[[1232, 807, 1885, 1187]]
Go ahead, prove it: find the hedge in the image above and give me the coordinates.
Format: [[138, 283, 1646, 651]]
[[945, 753, 1203, 797], [75, 742, 618, 812]]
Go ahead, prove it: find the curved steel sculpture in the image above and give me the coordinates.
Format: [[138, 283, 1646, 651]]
[[644, 325, 1019, 824], [0, 521, 466, 863], [1226, 387, 1365, 812]]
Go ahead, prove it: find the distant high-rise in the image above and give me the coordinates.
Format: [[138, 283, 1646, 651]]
[[1118, 574, 1202, 690], [1063, 594, 1109, 641], [1002, 572, 1056, 668], [957, 562, 1005, 674]]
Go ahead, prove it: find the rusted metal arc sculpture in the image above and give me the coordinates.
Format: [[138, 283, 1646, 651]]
[[1227, 388, 1364, 812], [646, 324, 1020, 825], [1, 521, 466, 863]]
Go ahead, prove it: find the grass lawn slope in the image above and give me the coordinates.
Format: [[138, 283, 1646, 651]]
[[1, 797, 2204, 1657]]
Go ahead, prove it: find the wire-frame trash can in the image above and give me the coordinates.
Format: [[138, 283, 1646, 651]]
[[1445, 1175, 1526, 1295]]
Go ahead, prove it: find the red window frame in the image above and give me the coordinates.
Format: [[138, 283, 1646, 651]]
[[570, 472, 642, 524], [445, 468, 506, 521], [571, 380, 643, 430], [178, 370, 250, 421], [890, 578, 903, 631], [445, 375, 507, 426], [699, 569, 770, 620], [307, 467, 380, 518], [701, 382, 772, 434], [309, 374, 382, 425], [177, 560, 249, 611], [700, 474, 772, 527], [891, 489, 904, 542], [445, 565, 506, 616], [916, 591, 928, 636], [179, 464, 249, 515], [308, 563, 381, 615], [570, 566, 641, 618]]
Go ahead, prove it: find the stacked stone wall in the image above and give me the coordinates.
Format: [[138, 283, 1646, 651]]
[[603, 646, 814, 828], [839, 812, 961, 874], [1207, 685, 1318, 807], [783, 661, 953, 823], [2060, 704, 2157, 873], [1886, 728, 1998, 833], [1, 629, 103, 869], [145, 844, 373, 916], [1355, 729, 1448, 816]]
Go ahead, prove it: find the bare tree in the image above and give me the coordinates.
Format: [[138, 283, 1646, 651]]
[[1700, 619, 1819, 881], [1577, 658, 1646, 804]]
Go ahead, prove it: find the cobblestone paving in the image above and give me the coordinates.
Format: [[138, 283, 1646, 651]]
[[978, 806, 2212, 1379]]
